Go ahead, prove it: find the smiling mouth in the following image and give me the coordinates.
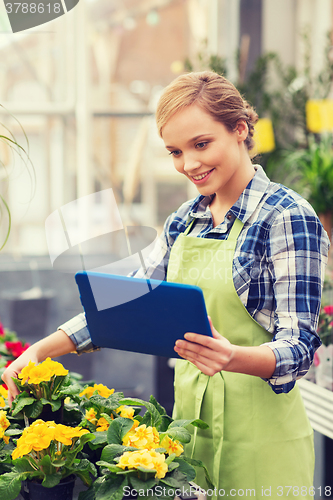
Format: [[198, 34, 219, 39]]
[[191, 169, 214, 182]]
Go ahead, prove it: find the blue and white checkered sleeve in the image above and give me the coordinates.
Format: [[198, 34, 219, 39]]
[[261, 202, 329, 393], [58, 313, 99, 354]]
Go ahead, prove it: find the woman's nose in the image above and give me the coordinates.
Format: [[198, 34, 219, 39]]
[[183, 155, 201, 174]]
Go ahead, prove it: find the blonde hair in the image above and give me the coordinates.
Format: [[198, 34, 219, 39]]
[[156, 71, 258, 151]]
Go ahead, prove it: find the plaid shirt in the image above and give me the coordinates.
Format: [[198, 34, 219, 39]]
[[59, 166, 329, 394]]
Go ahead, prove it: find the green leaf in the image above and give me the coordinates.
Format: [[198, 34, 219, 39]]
[[95, 475, 127, 500], [11, 396, 35, 416], [173, 458, 196, 481], [169, 419, 209, 430], [107, 418, 134, 445], [41, 473, 62, 488], [88, 392, 124, 411], [96, 461, 121, 473], [12, 457, 36, 473], [160, 469, 189, 489], [39, 454, 55, 476], [0, 471, 28, 500], [25, 400, 43, 418], [40, 398, 61, 412], [129, 475, 157, 493], [58, 383, 83, 396], [149, 395, 167, 416], [5, 429, 22, 436], [90, 431, 108, 446], [101, 444, 137, 463], [165, 427, 191, 444], [78, 484, 96, 500], [181, 456, 214, 489], [159, 415, 173, 432]]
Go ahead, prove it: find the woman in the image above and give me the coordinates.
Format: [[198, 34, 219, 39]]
[[2, 71, 329, 498]]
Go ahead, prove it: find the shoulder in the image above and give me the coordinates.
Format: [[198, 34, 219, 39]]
[[250, 177, 322, 226], [254, 180, 329, 255]]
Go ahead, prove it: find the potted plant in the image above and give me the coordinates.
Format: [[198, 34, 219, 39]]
[[9, 357, 83, 423], [0, 418, 96, 500], [78, 395, 213, 500]]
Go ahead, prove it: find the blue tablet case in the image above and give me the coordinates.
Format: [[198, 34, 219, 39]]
[[75, 271, 212, 358]]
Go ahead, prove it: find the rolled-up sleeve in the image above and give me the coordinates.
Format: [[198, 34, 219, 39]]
[[58, 313, 100, 354], [261, 201, 329, 393]]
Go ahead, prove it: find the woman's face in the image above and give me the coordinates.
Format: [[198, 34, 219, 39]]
[[161, 104, 250, 200]]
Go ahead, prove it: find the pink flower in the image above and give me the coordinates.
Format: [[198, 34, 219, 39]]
[[0, 323, 5, 337], [314, 351, 320, 367], [323, 305, 333, 315]]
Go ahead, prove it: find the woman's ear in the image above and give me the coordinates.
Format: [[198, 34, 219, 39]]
[[235, 120, 248, 142]]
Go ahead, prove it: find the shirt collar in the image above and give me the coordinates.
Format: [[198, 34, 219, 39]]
[[188, 165, 270, 224]]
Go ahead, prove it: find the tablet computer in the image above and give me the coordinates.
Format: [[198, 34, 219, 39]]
[[75, 271, 212, 358]]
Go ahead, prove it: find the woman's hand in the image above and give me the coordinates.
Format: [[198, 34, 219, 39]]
[[1, 329, 76, 405], [2, 348, 38, 405], [174, 317, 277, 378], [174, 317, 235, 376]]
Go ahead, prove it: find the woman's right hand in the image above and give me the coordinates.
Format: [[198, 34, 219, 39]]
[[2, 347, 39, 405], [1, 329, 77, 405]]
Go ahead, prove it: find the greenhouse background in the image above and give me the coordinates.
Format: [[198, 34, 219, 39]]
[[0, 1, 333, 498]]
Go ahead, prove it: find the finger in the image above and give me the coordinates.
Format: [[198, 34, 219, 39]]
[[177, 351, 219, 376], [175, 341, 216, 364], [2, 373, 20, 407], [207, 316, 223, 339]]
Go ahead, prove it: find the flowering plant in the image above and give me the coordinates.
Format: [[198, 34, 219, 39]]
[[84, 396, 213, 500], [0, 320, 29, 371], [317, 305, 333, 346], [0, 419, 96, 499], [10, 358, 81, 421]]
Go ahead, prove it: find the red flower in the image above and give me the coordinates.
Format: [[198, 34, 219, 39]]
[[4, 341, 30, 359], [323, 305, 333, 315], [5, 360, 13, 368], [0, 322, 5, 337]]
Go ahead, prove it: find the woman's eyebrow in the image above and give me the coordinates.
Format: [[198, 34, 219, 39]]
[[165, 134, 213, 149]]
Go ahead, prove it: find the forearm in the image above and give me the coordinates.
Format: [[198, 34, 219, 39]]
[[225, 344, 276, 378], [23, 329, 77, 362]]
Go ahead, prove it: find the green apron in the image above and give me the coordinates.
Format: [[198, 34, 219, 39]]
[[167, 217, 314, 499]]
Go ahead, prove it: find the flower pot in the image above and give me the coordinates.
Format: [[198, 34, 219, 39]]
[[315, 344, 333, 391], [21, 475, 76, 500]]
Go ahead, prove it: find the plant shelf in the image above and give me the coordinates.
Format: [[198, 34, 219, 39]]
[[298, 378, 333, 439]]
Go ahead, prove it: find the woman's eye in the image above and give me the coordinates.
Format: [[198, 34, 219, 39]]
[[169, 150, 181, 157], [196, 142, 208, 149]]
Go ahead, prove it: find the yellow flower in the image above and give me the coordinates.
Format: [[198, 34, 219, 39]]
[[122, 424, 159, 450], [96, 417, 109, 432], [18, 358, 68, 386], [160, 435, 183, 457], [0, 386, 8, 399], [12, 442, 33, 460], [79, 384, 114, 399], [23, 422, 54, 451], [41, 358, 68, 377], [0, 410, 10, 431], [53, 424, 88, 446], [19, 360, 38, 384], [85, 408, 98, 425], [151, 451, 168, 479], [116, 405, 135, 419], [117, 449, 168, 479]]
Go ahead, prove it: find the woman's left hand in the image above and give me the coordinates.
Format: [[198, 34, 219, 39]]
[[174, 317, 235, 376]]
